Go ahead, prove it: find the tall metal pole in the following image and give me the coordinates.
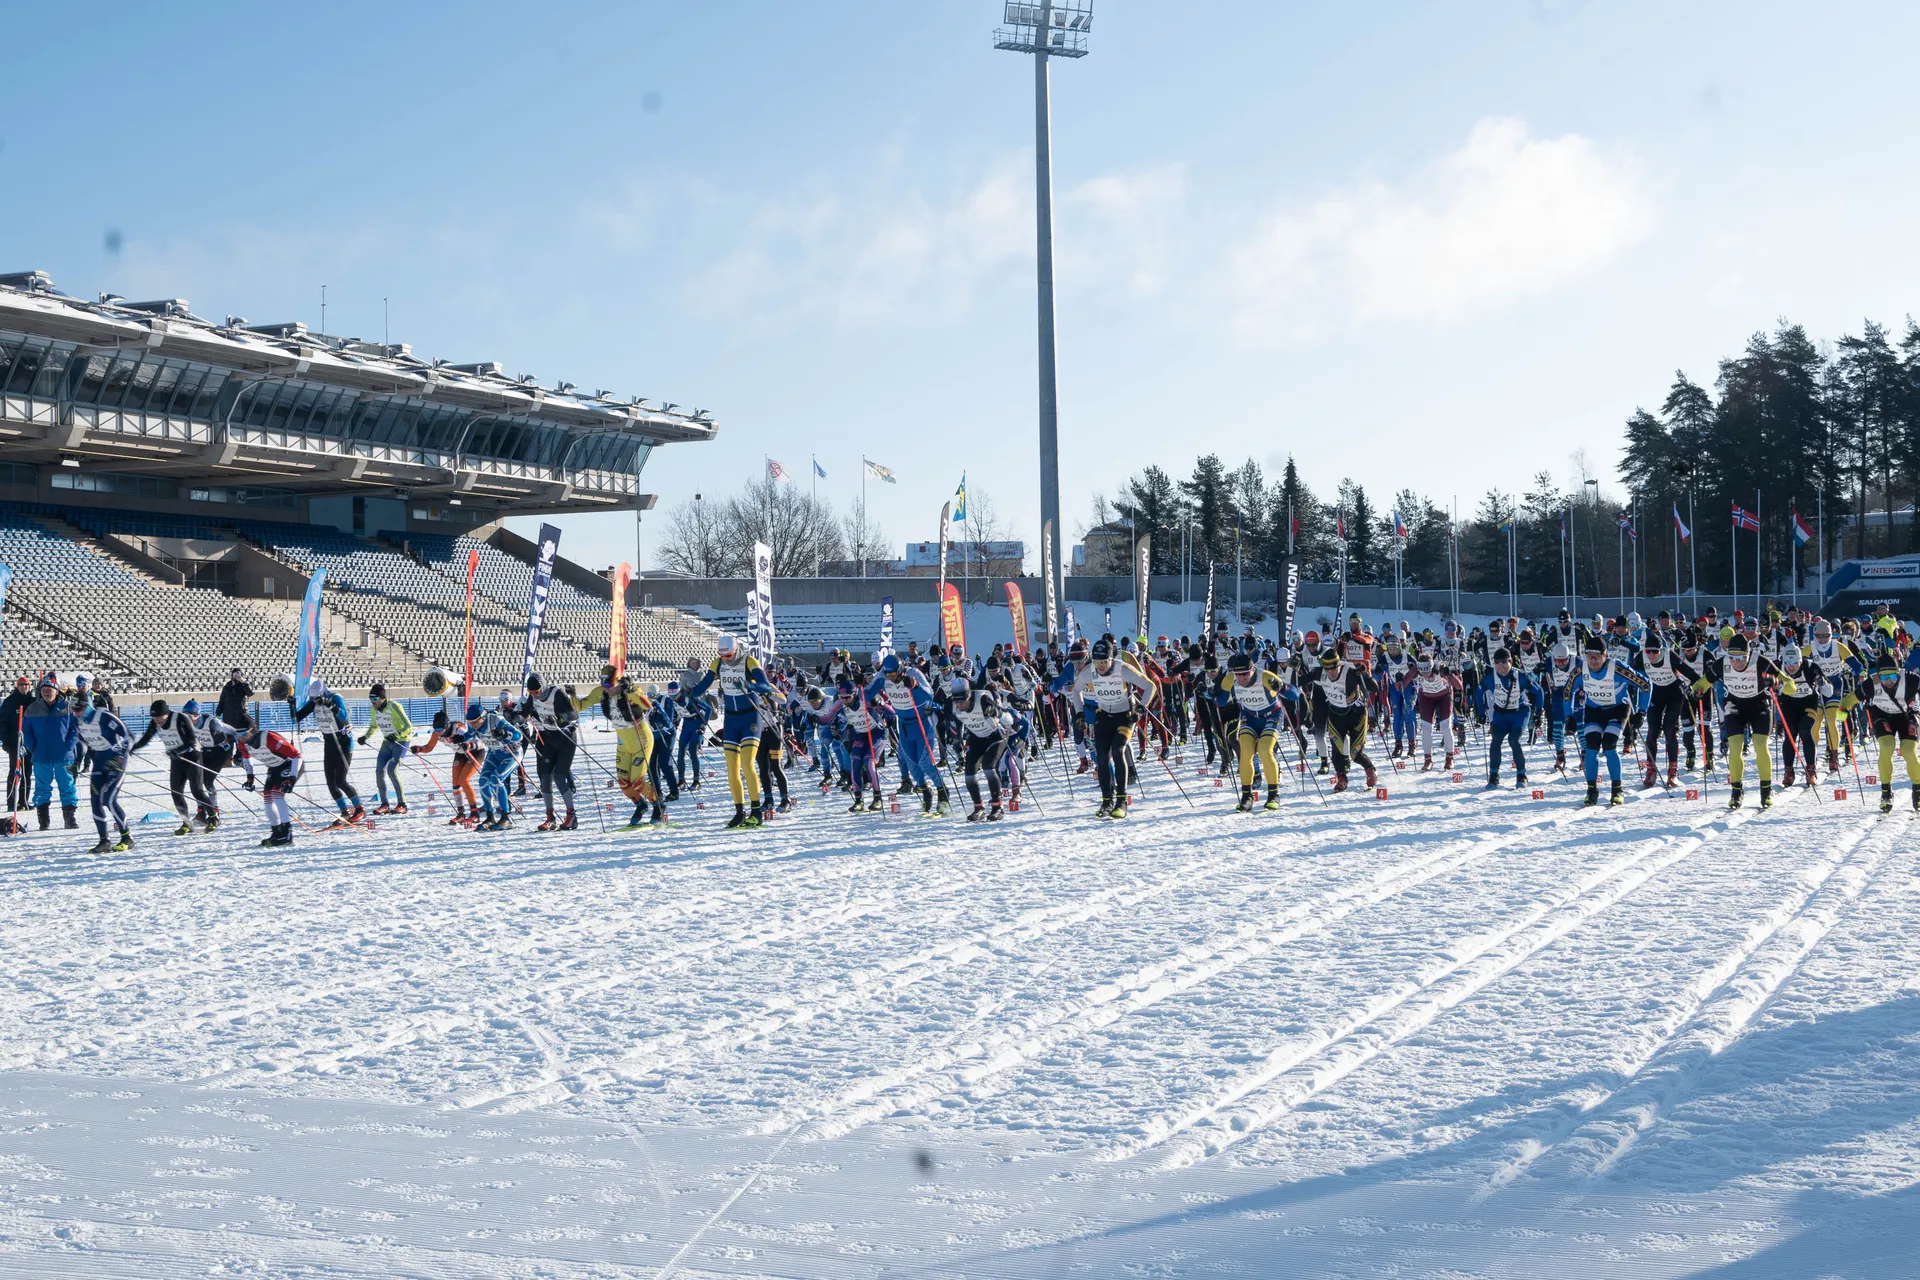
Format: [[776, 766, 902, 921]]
[[1033, 30, 1065, 640]]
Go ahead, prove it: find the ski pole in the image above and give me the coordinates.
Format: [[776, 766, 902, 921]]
[[1138, 705, 1196, 809], [1840, 716, 1870, 807], [1766, 689, 1819, 802]]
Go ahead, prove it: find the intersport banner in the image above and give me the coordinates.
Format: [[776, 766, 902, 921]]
[[939, 582, 966, 655], [1004, 581, 1029, 656], [294, 568, 328, 706], [608, 561, 631, 677], [522, 523, 561, 685]]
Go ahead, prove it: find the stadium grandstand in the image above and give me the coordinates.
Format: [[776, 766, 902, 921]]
[[0, 270, 727, 697]]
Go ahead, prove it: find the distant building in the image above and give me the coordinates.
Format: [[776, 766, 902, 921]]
[[902, 540, 1024, 577], [1072, 521, 1133, 575]]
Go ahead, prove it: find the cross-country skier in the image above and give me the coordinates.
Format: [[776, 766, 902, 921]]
[[75, 691, 132, 853], [288, 679, 363, 827], [357, 683, 414, 815], [131, 698, 217, 835], [247, 722, 303, 847], [1571, 636, 1649, 807]]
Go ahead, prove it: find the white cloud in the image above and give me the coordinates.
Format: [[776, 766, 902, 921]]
[[1232, 117, 1652, 341]]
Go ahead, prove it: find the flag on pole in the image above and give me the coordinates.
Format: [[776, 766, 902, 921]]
[[1393, 511, 1408, 542], [766, 458, 790, 482], [863, 458, 897, 484], [1618, 513, 1637, 540], [1731, 503, 1760, 532], [1335, 510, 1346, 545], [1497, 515, 1514, 533], [1791, 507, 1813, 546], [952, 473, 967, 521], [1673, 504, 1691, 541], [813, 458, 827, 478]]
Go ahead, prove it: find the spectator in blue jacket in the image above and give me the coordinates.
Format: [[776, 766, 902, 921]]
[[21, 676, 80, 829]]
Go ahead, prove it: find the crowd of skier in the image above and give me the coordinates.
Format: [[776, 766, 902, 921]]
[[3, 600, 1917, 852]]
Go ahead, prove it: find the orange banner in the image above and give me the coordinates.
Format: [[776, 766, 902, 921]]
[[1003, 581, 1029, 656], [939, 582, 966, 655], [609, 561, 631, 676]]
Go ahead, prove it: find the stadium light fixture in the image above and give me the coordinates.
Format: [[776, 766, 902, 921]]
[[995, 0, 1090, 642]]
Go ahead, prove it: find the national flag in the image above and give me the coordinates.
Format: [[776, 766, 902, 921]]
[[1618, 513, 1637, 541], [1672, 504, 1690, 541], [766, 458, 790, 482], [953, 473, 967, 522], [864, 458, 897, 484], [1497, 515, 1514, 533], [1731, 503, 1760, 532], [1335, 510, 1347, 546], [1791, 507, 1813, 546], [813, 458, 827, 479], [1392, 511, 1408, 541]]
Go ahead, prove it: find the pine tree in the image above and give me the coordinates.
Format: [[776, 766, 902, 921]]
[[1114, 466, 1181, 574]]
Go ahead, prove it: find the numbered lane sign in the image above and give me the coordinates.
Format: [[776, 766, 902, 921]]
[[1530, 789, 1545, 800], [1835, 788, 1848, 800], [1375, 787, 1389, 800], [1685, 789, 1699, 800]]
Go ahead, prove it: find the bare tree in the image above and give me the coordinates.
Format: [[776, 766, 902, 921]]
[[725, 475, 845, 578], [957, 488, 1022, 578], [842, 498, 890, 575], [656, 496, 735, 576]]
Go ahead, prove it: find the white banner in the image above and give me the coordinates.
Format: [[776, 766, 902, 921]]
[[751, 540, 774, 661]]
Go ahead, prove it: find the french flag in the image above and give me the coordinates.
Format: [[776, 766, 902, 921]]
[[1672, 504, 1690, 542]]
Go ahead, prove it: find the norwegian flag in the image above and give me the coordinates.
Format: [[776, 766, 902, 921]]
[[1792, 507, 1813, 546], [1731, 503, 1760, 532], [1618, 513, 1637, 541]]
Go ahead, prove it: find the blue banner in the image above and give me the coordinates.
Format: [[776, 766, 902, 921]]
[[523, 523, 562, 685], [293, 569, 327, 705]]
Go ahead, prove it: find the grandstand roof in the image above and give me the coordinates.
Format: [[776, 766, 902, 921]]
[[0, 270, 715, 517]]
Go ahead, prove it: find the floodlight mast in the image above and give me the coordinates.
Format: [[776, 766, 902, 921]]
[[996, 1, 1090, 642]]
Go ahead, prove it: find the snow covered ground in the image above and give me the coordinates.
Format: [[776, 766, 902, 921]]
[[4, 722, 1920, 1278]]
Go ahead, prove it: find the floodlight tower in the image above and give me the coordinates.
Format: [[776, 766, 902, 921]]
[[996, 0, 1090, 639]]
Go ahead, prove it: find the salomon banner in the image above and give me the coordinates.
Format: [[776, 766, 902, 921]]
[[751, 540, 774, 661], [522, 523, 561, 686], [1134, 535, 1152, 641], [293, 568, 328, 707], [937, 501, 952, 605], [1277, 556, 1300, 643], [608, 561, 631, 678], [1004, 581, 1029, 656], [939, 582, 966, 655], [878, 596, 895, 657], [1041, 519, 1058, 645]]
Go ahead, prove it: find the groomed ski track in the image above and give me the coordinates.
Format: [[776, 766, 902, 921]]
[[2, 722, 1918, 1277]]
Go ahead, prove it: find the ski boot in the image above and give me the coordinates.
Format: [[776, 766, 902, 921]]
[[536, 811, 559, 831], [448, 810, 468, 826], [776, 796, 792, 813], [327, 814, 352, 830], [935, 786, 951, 816], [1610, 781, 1624, 807], [472, 815, 496, 831], [1110, 796, 1130, 819], [1362, 762, 1379, 789], [628, 802, 648, 826], [62, 805, 78, 829], [87, 833, 114, 854], [557, 810, 579, 831], [1781, 762, 1795, 789], [1236, 785, 1254, 813], [348, 805, 366, 825], [112, 829, 134, 852], [260, 823, 293, 848], [1642, 762, 1658, 790], [394, 803, 409, 815], [846, 795, 865, 814], [1392, 741, 1405, 759], [1759, 781, 1773, 809], [726, 806, 748, 829], [493, 815, 514, 831], [1880, 786, 1894, 814], [987, 803, 1004, 821], [920, 785, 935, 815], [36, 804, 51, 831], [374, 803, 394, 816], [1421, 754, 1433, 772], [1076, 758, 1092, 776], [967, 804, 987, 822], [1264, 787, 1280, 811], [896, 777, 916, 795], [1095, 798, 1113, 819], [242, 776, 257, 792], [1485, 773, 1501, 790], [1331, 775, 1348, 793], [1516, 773, 1529, 790], [1443, 753, 1455, 771], [1556, 748, 1568, 771], [867, 794, 884, 812], [173, 820, 194, 837], [203, 812, 220, 833], [1728, 783, 1744, 810], [1666, 763, 1678, 789], [1317, 757, 1331, 775], [1584, 782, 1600, 807]]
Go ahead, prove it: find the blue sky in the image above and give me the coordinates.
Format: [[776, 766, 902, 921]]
[[4, 2, 1917, 571]]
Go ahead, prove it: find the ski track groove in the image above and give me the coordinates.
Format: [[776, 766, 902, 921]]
[[1506, 807, 1905, 1183], [763, 782, 1649, 1143], [1117, 789, 1805, 1169], [210, 770, 1482, 1097]]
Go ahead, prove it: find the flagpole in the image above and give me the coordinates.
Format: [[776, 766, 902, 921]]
[[1688, 488, 1698, 620], [1730, 504, 1737, 611], [1754, 489, 1762, 617], [1817, 489, 1825, 607], [1673, 508, 1681, 619], [860, 456, 867, 580], [1569, 499, 1578, 618]]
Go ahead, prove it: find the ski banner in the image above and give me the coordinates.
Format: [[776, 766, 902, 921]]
[[1134, 535, 1152, 642], [463, 549, 478, 715], [0, 565, 9, 657], [937, 501, 952, 604], [1203, 562, 1215, 636], [878, 596, 895, 657], [1066, 608, 1081, 647], [939, 582, 966, 655], [1277, 555, 1300, 642], [293, 568, 328, 706], [745, 590, 761, 657], [1041, 519, 1058, 645], [1004, 581, 1030, 656], [750, 540, 775, 661], [1104, 606, 1112, 636], [608, 561, 631, 678], [522, 522, 561, 686]]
